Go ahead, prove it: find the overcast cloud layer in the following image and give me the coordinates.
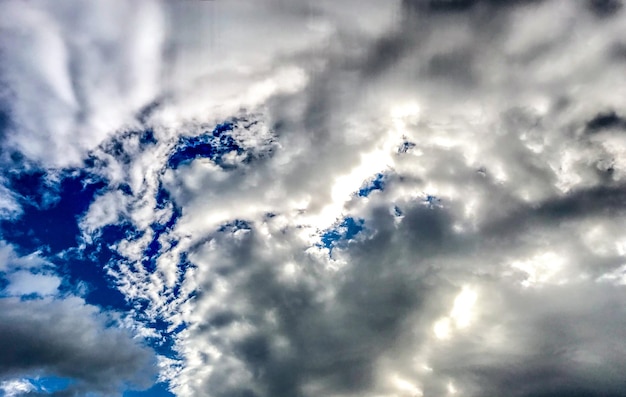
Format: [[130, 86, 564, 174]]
[[2, 1, 626, 396]]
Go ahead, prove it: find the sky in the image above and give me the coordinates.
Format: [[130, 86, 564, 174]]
[[1, 0, 626, 396]]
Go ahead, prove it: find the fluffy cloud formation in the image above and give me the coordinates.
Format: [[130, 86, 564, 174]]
[[0, 245, 157, 397], [2, 0, 626, 397], [0, 297, 156, 396], [0, 379, 35, 397], [4, 271, 61, 296]]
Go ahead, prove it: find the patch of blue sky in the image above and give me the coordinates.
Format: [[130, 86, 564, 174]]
[[398, 140, 416, 153], [15, 376, 75, 394], [1, 170, 107, 254], [319, 217, 365, 252], [357, 173, 386, 197], [18, 377, 173, 397], [95, 129, 159, 167], [0, 130, 181, 397], [0, 275, 8, 292], [142, 198, 182, 275], [141, 234, 162, 274], [171, 252, 196, 302], [143, 317, 186, 359], [4, 171, 59, 211], [138, 129, 158, 146], [155, 185, 174, 211], [124, 382, 174, 397], [423, 194, 442, 208], [218, 219, 252, 233], [131, 247, 191, 359], [61, 224, 133, 310], [0, 168, 133, 311], [29, 376, 74, 394], [393, 206, 403, 217], [168, 121, 241, 169]]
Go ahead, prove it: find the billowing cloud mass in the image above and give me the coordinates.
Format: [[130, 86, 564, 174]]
[[2, 0, 626, 396], [0, 297, 156, 396]]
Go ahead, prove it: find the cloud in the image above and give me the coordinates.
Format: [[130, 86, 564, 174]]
[[0, 242, 49, 273], [0, 297, 156, 396], [0, 379, 35, 397], [0, 0, 164, 167], [4, 271, 61, 297], [143, 1, 626, 395], [0, 183, 21, 220], [2, 0, 626, 396]]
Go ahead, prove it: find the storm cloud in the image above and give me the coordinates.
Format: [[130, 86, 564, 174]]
[[0, 297, 156, 396]]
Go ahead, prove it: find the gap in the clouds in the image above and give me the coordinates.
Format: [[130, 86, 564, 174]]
[[169, 252, 197, 306], [393, 205, 403, 217], [218, 219, 252, 233], [4, 170, 59, 210], [358, 173, 386, 197], [27, 376, 74, 394], [144, 317, 185, 358], [166, 116, 276, 170], [60, 223, 134, 310], [319, 217, 365, 252], [1, 170, 106, 253], [586, 110, 626, 133], [398, 140, 416, 153], [423, 194, 442, 208], [168, 120, 241, 169], [143, 187, 183, 274], [0, 275, 8, 291], [0, 166, 132, 310], [97, 129, 159, 166], [155, 185, 172, 210], [124, 382, 174, 397], [142, 234, 161, 274]]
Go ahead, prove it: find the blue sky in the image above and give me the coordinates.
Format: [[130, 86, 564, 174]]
[[2, 1, 626, 397]]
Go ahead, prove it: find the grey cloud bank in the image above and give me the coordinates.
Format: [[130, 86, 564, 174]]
[[0, 297, 156, 396]]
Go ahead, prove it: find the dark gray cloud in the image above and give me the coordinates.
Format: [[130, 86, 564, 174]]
[[0, 297, 156, 396], [585, 111, 626, 133], [427, 283, 626, 397], [587, 0, 623, 17], [176, 193, 626, 397]]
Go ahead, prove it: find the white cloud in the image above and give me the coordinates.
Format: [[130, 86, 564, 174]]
[[0, 184, 21, 220], [5, 271, 61, 297], [0, 242, 50, 273], [0, 379, 35, 397], [0, 0, 165, 167]]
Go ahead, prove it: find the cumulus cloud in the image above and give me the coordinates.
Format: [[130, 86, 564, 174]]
[[0, 245, 156, 396], [0, 379, 35, 397], [2, 0, 626, 396], [4, 271, 61, 297], [0, 297, 156, 396]]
